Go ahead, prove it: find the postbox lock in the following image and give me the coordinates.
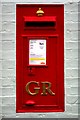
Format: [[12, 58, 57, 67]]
[[36, 8, 44, 16]]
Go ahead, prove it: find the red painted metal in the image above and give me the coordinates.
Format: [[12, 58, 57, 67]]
[[24, 16, 56, 22], [16, 4, 64, 112]]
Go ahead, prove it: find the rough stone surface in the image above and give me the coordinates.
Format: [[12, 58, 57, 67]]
[[1, 0, 79, 119]]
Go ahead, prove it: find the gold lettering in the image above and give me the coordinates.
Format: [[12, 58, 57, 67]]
[[25, 81, 55, 96], [25, 81, 40, 96], [41, 82, 55, 95]]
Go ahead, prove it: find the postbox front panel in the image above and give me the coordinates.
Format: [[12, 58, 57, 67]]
[[16, 4, 64, 112]]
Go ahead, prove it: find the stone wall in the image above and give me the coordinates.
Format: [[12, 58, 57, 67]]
[[0, 0, 79, 119]]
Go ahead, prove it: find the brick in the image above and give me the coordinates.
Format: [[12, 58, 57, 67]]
[[65, 49, 78, 59], [65, 105, 72, 113], [0, 106, 2, 114], [2, 51, 16, 60], [66, 59, 78, 68], [0, 70, 2, 78], [2, 87, 15, 96], [71, 2, 78, 12], [2, 21, 15, 32], [2, 113, 37, 118], [65, 12, 71, 22], [0, 87, 2, 96], [2, 60, 15, 69], [0, 51, 2, 59], [65, 30, 78, 41], [73, 0, 79, 2], [78, 2, 80, 12], [0, 81, 2, 89], [65, 30, 71, 39], [2, 78, 15, 86], [53, 113, 78, 118], [66, 78, 78, 87], [0, 61, 2, 70], [66, 87, 78, 95], [78, 106, 80, 116], [71, 105, 78, 114], [66, 95, 78, 104], [0, 115, 2, 120], [70, 12, 78, 22], [65, 2, 78, 12], [65, 12, 78, 22], [0, 2, 2, 12], [2, 14, 15, 22], [16, 113, 61, 118], [74, 96, 80, 104], [0, 97, 2, 106], [2, 113, 16, 118], [79, 70, 80, 78], [0, 42, 2, 51], [79, 12, 80, 22], [65, 3, 72, 12], [66, 69, 78, 78], [2, 4, 15, 13], [79, 22, 80, 31], [2, 69, 15, 78], [1, 0, 69, 3], [2, 96, 15, 105], [2, 41, 15, 50], [66, 87, 70, 95], [65, 42, 78, 49], [38, 113, 58, 118], [0, 33, 2, 42], [71, 31, 78, 39], [66, 22, 78, 31], [2, 33, 15, 40], [0, 21, 2, 32], [78, 87, 80, 95], [78, 31, 80, 40], [0, 4, 2, 23], [79, 79, 80, 88], [2, 105, 15, 114], [1, 2, 14, 4]]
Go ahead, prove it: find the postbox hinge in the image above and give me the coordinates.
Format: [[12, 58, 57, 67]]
[[36, 8, 44, 16]]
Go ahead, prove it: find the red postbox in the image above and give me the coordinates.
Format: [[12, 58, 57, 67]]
[[16, 4, 64, 112]]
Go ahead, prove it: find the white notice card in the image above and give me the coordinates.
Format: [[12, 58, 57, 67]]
[[29, 39, 46, 65]]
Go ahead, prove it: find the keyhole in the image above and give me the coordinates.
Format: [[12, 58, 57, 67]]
[[28, 67, 35, 76]]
